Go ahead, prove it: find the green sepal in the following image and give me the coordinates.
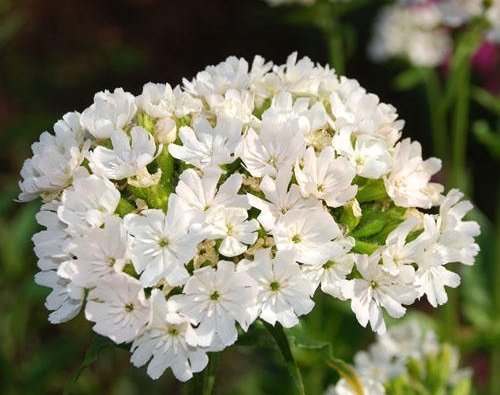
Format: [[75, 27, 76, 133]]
[[115, 198, 135, 217], [136, 111, 155, 133], [337, 201, 361, 232]]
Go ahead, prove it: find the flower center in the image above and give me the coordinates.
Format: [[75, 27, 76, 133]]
[[270, 281, 281, 292], [125, 302, 135, 312], [210, 291, 220, 301], [159, 238, 169, 247], [291, 234, 301, 243]]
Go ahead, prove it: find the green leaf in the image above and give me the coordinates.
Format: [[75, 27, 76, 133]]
[[472, 87, 500, 115], [63, 335, 117, 395], [472, 120, 500, 159]]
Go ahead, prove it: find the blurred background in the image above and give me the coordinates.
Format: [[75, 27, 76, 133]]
[[0, 0, 498, 394]]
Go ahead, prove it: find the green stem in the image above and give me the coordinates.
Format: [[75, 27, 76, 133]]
[[451, 62, 471, 192], [187, 354, 220, 395], [263, 321, 306, 395], [491, 196, 500, 395], [423, 68, 448, 167]]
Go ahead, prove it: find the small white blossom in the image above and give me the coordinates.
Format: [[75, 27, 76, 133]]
[[89, 126, 160, 181], [384, 139, 443, 209], [124, 195, 203, 287], [130, 290, 208, 381], [204, 206, 259, 257], [247, 165, 320, 231], [272, 207, 343, 265], [175, 167, 248, 224], [238, 116, 306, 178], [295, 146, 357, 207], [169, 116, 242, 169], [34, 270, 84, 324], [85, 273, 150, 344], [437, 0, 484, 27], [80, 88, 137, 139], [57, 171, 120, 235], [332, 128, 392, 178], [242, 249, 315, 328], [343, 251, 418, 334], [170, 261, 256, 350], [18, 112, 88, 202], [58, 216, 129, 288]]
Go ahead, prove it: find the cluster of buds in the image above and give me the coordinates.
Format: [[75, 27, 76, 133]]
[[326, 319, 472, 395], [19, 53, 479, 381]]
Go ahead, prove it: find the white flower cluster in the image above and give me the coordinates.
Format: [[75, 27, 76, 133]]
[[369, 0, 500, 67], [20, 53, 479, 382], [325, 320, 472, 395]]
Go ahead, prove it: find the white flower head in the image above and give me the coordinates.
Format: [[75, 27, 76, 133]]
[[130, 289, 208, 382], [85, 273, 150, 344], [80, 88, 137, 139], [242, 249, 315, 328]]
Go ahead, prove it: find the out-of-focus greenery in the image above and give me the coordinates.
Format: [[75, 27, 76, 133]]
[[0, 0, 498, 394]]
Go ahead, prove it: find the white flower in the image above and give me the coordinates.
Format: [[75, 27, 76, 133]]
[[486, 1, 500, 43], [204, 206, 259, 257], [326, 377, 385, 395], [247, 165, 320, 231], [136, 82, 202, 118], [238, 117, 306, 178], [18, 112, 88, 202], [183, 56, 252, 96], [380, 218, 420, 283], [332, 128, 392, 178], [413, 215, 461, 307], [89, 126, 160, 180], [369, 4, 452, 68], [175, 167, 248, 223], [301, 237, 355, 299], [85, 273, 150, 344], [242, 249, 314, 328], [130, 289, 208, 381], [437, 189, 480, 265], [168, 116, 242, 169], [329, 77, 403, 146], [58, 216, 129, 288], [34, 270, 84, 324], [437, 0, 484, 28], [354, 343, 405, 383], [80, 88, 137, 139], [272, 207, 342, 265], [170, 261, 256, 350], [32, 202, 71, 271], [57, 171, 120, 235], [206, 89, 256, 125], [343, 251, 418, 334], [124, 195, 202, 287], [384, 138, 443, 209], [295, 146, 357, 207]]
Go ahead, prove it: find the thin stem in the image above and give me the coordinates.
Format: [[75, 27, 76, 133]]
[[451, 62, 472, 192], [423, 68, 448, 167], [263, 321, 306, 395], [491, 196, 500, 394]]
